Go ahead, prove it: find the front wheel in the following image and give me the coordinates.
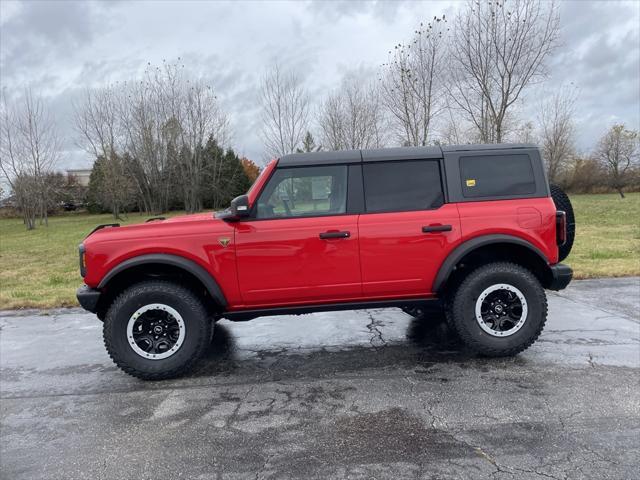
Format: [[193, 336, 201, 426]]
[[449, 262, 547, 357], [103, 280, 212, 380]]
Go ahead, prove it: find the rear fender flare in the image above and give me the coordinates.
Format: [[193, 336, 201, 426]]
[[432, 234, 549, 293]]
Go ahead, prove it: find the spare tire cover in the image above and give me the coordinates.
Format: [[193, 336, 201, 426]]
[[549, 184, 575, 262]]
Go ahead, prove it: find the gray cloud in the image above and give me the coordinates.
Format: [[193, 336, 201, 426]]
[[307, 0, 406, 23], [1, 0, 638, 171], [541, 0, 640, 150], [0, 1, 111, 90]]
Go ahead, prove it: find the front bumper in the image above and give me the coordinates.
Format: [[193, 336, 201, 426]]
[[548, 263, 573, 291], [77, 285, 101, 313]]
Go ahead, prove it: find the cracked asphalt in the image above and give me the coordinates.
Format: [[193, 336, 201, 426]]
[[1, 277, 639, 479]]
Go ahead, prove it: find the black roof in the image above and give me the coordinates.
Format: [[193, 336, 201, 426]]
[[441, 143, 536, 152], [279, 149, 362, 166], [362, 146, 441, 161], [278, 144, 537, 166]]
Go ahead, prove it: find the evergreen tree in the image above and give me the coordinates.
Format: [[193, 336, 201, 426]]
[[200, 136, 251, 209], [219, 148, 252, 207], [297, 131, 321, 153], [86, 156, 108, 214], [201, 136, 226, 209], [87, 153, 137, 217]]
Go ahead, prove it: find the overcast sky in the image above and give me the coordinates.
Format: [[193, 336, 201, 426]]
[[1, 0, 639, 170]]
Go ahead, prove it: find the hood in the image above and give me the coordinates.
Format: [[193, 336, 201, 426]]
[[84, 211, 230, 244]]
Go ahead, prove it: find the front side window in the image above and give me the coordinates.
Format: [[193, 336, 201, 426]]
[[256, 165, 348, 219], [460, 154, 536, 198], [363, 160, 444, 213]]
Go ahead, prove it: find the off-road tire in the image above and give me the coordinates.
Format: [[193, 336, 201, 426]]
[[449, 262, 547, 357], [103, 280, 212, 380], [550, 183, 575, 262], [443, 300, 460, 341]]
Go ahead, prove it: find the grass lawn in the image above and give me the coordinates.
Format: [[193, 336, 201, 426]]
[[0, 211, 184, 310], [1, 192, 638, 310], [566, 192, 640, 279]]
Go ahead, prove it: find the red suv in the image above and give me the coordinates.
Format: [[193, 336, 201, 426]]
[[77, 144, 574, 379]]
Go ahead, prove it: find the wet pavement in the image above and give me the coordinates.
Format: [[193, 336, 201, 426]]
[[1, 277, 639, 479]]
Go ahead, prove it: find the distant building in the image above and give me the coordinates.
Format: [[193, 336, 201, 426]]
[[66, 169, 92, 187], [0, 195, 17, 209]]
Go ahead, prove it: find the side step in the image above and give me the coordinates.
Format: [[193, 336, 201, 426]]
[[223, 298, 441, 321]]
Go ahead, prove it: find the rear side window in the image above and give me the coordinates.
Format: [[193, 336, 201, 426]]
[[460, 154, 535, 198], [363, 160, 443, 213]]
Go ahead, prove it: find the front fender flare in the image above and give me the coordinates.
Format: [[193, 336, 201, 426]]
[[97, 253, 227, 308], [432, 234, 549, 293]]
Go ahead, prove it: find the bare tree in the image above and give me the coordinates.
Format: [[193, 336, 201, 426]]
[[594, 125, 639, 198], [260, 65, 310, 158], [75, 61, 231, 215], [174, 77, 231, 212], [74, 85, 131, 218], [74, 82, 159, 214], [539, 87, 577, 183], [74, 85, 123, 159], [119, 66, 174, 214], [514, 121, 538, 144], [318, 76, 387, 151], [381, 16, 448, 146], [0, 90, 61, 229], [449, 0, 560, 143]]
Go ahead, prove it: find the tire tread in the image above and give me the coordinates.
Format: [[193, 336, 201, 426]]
[[449, 262, 547, 357], [103, 280, 211, 380]]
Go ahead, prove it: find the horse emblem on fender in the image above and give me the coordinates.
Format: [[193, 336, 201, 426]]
[[218, 237, 231, 248]]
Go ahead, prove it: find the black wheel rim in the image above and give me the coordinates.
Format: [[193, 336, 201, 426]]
[[127, 304, 185, 359], [475, 284, 528, 337]]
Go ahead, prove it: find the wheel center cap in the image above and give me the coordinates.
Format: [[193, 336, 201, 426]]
[[494, 304, 504, 314], [153, 325, 163, 334]]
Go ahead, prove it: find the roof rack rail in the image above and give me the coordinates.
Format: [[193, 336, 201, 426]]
[[145, 217, 166, 223]]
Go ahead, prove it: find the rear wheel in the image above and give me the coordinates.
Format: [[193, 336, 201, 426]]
[[103, 280, 211, 380], [449, 262, 547, 356]]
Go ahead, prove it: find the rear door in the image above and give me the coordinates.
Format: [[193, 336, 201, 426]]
[[357, 159, 461, 297], [235, 164, 362, 307]]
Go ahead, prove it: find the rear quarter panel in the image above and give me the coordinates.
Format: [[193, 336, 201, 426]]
[[456, 197, 558, 264]]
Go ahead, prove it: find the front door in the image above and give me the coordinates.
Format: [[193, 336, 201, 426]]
[[357, 159, 461, 297], [235, 164, 361, 307]]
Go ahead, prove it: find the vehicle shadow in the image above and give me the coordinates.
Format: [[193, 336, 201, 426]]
[[191, 312, 475, 381]]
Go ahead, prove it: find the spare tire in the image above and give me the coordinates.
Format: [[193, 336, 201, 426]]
[[549, 184, 575, 262]]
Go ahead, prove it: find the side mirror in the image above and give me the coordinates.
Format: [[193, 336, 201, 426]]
[[217, 194, 251, 222]]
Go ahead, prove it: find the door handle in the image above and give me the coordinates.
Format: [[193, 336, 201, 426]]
[[422, 224, 452, 233], [319, 231, 350, 239]]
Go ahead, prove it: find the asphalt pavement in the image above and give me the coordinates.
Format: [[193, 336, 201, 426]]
[[1, 277, 639, 479]]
